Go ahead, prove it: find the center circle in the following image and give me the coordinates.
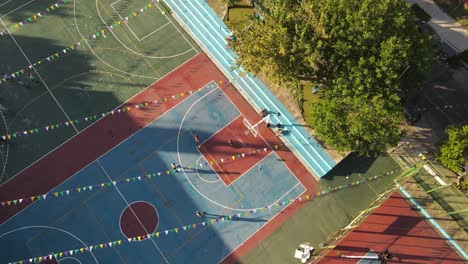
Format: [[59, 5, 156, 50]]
[[119, 201, 159, 239]]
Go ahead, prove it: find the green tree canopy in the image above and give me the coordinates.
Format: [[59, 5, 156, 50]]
[[437, 125, 468, 172], [231, 0, 432, 155]]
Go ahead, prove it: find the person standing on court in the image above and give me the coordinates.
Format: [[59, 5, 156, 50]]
[[171, 163, 178, 172]]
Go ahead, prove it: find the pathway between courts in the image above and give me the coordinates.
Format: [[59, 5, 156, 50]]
[[165, 0, 336, 179]]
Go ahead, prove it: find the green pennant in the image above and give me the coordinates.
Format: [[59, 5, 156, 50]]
[[60, 191, 64, 196], [46, 8, 50, 12], [34, 128, 39, 133], [13, 133, 17, 138]]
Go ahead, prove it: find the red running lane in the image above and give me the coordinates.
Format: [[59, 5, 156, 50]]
[[320, 192, 466, 263], [198, 116, 273, 186], [0, 53, 218, 224]]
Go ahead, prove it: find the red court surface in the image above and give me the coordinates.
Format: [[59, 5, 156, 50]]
[[320, 192, 465, 263], [198, 116, 273, 185], [0, 52, 320, 262]]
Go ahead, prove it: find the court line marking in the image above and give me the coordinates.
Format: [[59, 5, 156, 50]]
[[110, 0, 170, 42], [218, 84, 306, 191], [177, 85, 303, 211], [58, 257, 82, 264], [0, 18, 79, 133], [218, 152, 275, 187], [0, 46, 199, 187], [217, 188, 306, 264], [0, 110, 9, 182], [118, 200, 160, 240], [94, 0, 161, 78], [170, 0, 333, 175], [72, 0, 158, 80], [96, 160, 169, 263], [0, 79, 214, 229], [0, 0, 36, 18], [98, 0, 195, 59], [0, 225, 99, 263], [0, 0, 15, 7], [194, 156, 220, 183]]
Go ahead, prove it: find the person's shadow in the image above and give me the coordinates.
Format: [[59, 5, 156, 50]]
[[203, 213, 267, 223]]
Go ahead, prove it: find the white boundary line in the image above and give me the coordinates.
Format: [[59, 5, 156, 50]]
[[0, 0, 37, 19], [96, 160, 169, 263], [217, 188, 306, 264], [0, 46, 198, 187], [58, 257, 82, 263], [0, 110, 9, 182], [0, 225, 99, 263], [0, 80, 215, 229], [118, 200, 160, 239], [110, 0, 170, 42], [169, 0, 333, 176], [0, 0, 16, 8], [0, 18, 79, 133], [220, 152, 275, 187], [194, 156, 220, 183], [177, 86, 304, 211], [75, 1, 157, 79], [96, 0, 195, 59]]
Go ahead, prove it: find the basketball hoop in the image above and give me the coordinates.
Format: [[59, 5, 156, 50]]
[[243, 115, 270, 137]]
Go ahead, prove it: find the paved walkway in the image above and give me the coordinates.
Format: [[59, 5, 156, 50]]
[[408, 0, 468, 52]]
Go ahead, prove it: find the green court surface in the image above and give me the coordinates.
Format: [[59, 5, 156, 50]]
[[238, 153, 400, 264], [0, 0, 199, 181]]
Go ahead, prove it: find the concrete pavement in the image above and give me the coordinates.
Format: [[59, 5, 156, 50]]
[[408, 0, 468, 53]]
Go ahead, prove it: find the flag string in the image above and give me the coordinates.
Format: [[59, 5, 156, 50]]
[[0, 0, 161, 83], [6, 169, 399, 264], [0, 149, 398, 208], [1, 0, 70, 36], [1, 84, 209, 141]]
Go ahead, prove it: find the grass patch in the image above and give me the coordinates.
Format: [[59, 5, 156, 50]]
[[433, 0, 468, 29], [225, 1, 256, 32], [302, 83, 323, 125], [411, 4, 432, 22]]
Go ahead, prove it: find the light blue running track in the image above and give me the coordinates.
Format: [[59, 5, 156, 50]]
[[164, 0, 336, 177]]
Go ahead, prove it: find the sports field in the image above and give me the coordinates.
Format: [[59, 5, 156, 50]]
[[0, 0, 322, 260], [0, 0, 198, 180]]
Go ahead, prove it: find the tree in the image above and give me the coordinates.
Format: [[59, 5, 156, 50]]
[[231, 0, 432, 154], [437, 125, 468, 172], [309, 94, 403, 156], [224, 0, 240, 8]]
